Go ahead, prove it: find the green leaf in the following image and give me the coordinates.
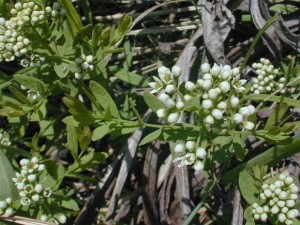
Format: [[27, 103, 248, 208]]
[[62, 95, 91, 115], [239, 15, 278, 73], [72, 150, 108, 172], [67, 124, 78, 159], [139, 128, 162, 146], [89, 80, 120, 119], [0, 151, 19, 200], [143, 91, 164, 114], [92, 25, 101, 55], [233, 134, 246, 161], [243, 94, 300, 108], [244, 206, 255, 223], [14, 74, 48, 96], [57, 0, 83, 34], [73, 24, 93, 46], [9, 86, 31, 105], [54, 62, 69, 78], [224, 136, 300, 184], [264, 103, 288, 130], [115, 69, 148, 86], [239, 170, 259, 205], [91, 123, 112, 141], [60, 197, 80, 211], [76, 126, 91, 151]]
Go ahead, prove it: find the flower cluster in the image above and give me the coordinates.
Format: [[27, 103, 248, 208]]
[[251, 58, 286, 94], [149, 64, 256, 130], [40, 214, 67, 224], [0, 2, 64, 62], [0, 132, 11, 146], [0, 198, 13, 217], [45, 2, 67, 19], [252, 173, 299, 225], [20, 54, 45, 67], [74, 54, 94, 79], [173, 141, 207, 173], [12, 157, 52, 207]]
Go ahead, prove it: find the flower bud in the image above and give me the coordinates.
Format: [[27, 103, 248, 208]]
[[230, 96, 239, 108], [219, 81, 230, 93], [202, 80, 212, 90], [203, 73, 212, 80], [286, 200, 295, 208], [172, 66, 181, 77], [264, 189, 272, 198], [211, 109, 223, 120], [284, 176, 293, 185], [186, 141, 195, 150], [208, 89, 218, 100], [163, 98, 176, 109], [176, 101, 184, 110], [196, 147, 206, 159], [174, 143, 185, 153], [232, 113, 243, 124], [210, 64, 221, 76], [202, 99, 213, 109], [184, 94, 193, 102], [58, 214, 67, 224], [239, 107, 251, 117], [201, 63, 210, 73], [167, 112, 179, 123], [205, 115, 214, 125], [217, 101, 227, 110], [156, 108, 167, 118], [193, 161, 204, 172], [271, 205, 279, 214], [278, 213, 286, 222], [165, 84, 176, 94], [185, 81, 196, 91], [260, 212, 267, 222], [256, 207, 263, 214], [243, 121, 255, 130]]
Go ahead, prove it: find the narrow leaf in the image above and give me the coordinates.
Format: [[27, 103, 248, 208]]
[[139, 128, 162, 146]]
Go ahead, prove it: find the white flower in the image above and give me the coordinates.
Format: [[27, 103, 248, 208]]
[[193, 161, 204, 172], [205, 115, 214, 124], [271, 205, 279, 214], [219, 81, 230, 93], [208, 89, 218, 100], [174, 143, 185, 153], [202, 99, 213, 109], [196, 147, 206, 159], [163, 98, 175, 109], [231, 75, 247, 91], [40, 215, 48, 222], [278, 213, 286, 222], [210, 63, 221, 77], [156, 108, 167, 118], [202, 80, 212, 90], [243, 121, 255, 130], [211, 109, 223, 120], [185, 81, 196, 91], [172, 65, 181, 77], [233, 113, 243, 124], [20, 197, 31, 206], [201, 63, 210, 73], [165, 84, 176, 94], [173, 153, 196, 167], [176, 101, 184, 110], [217, 101, 227, 110], [185, 141, 195, 150], [230, 96, 239, 108], [167, 112, 179, 123], [58, 214, 67, 224], [203, 73, 212, 80]]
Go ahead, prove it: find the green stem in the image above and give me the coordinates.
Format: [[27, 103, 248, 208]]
[[239, 14, 278, 74]]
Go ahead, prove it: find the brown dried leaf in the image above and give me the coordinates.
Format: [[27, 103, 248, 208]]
[[201, 0, 235, 64]]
